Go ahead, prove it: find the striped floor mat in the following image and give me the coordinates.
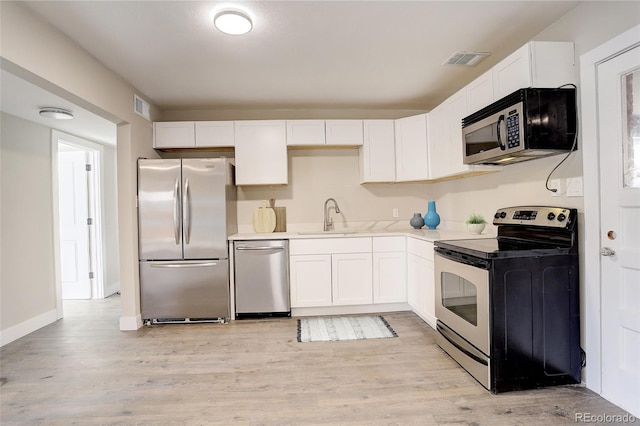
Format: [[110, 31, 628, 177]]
[[297, 315, 397, 342]]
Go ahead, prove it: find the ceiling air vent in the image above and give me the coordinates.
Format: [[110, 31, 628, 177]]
[[134, 94, 150, 121], [444, 51, 490, 66]]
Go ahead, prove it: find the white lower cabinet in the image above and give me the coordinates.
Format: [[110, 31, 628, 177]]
[[406, 238, 435, 328], [289, 238, 372, 308], [290, 254, 332, 307], [332, 253, 373, 305], [372, 236, 407, 304], [373, 252, 407, 303]]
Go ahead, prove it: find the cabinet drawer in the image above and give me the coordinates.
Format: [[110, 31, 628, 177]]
[[407, 237, 434, 260], [372, 236, 405, 252], [290, 237, 372, 255]]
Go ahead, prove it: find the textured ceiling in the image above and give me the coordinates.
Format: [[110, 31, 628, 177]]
[[21, 1, 581, 113]]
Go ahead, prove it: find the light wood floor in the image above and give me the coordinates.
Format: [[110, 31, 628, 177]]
[[1, 296, 630, 425]]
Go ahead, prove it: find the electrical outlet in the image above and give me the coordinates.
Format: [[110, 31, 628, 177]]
[[392, 208, 399, 218], [549, 179, 561, 197], [567, 177, 584, 197]]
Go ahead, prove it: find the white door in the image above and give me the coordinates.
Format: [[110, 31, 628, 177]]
[[598, 45, 640, 416], [58, 150, 92, 299]]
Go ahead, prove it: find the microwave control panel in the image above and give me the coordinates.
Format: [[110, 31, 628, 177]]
[[506, 110, 520, 148]]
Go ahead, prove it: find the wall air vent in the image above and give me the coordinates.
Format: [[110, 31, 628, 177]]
[[134, 94, 150, 121], [444, 51, 490, 66]]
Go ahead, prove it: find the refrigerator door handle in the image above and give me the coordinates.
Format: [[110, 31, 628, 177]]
[[183, 177, 191, 244], [173, 178, 181, 245], [149, 261, 219, 268]]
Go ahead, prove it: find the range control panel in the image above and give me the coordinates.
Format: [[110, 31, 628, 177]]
[[493, 206, 577, 228]]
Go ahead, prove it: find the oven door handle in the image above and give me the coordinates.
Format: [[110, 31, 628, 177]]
[[437, 322, 488, 366], [434, 249, 490, 269]]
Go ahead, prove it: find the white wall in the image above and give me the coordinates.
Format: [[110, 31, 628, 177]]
[[0, 1, 160, 332], [0, 113, 58, 343], [238, 148, 436, 231], [102, 144, 120, 296]]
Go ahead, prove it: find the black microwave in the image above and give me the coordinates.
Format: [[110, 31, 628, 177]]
[[462, 88, 577, 165]]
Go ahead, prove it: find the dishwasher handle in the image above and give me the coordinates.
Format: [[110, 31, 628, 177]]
[[236, 246, 285, 251], [149, 262, 219, 268]]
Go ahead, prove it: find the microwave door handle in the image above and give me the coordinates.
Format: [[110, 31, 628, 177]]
[[496, 114, 506, 151]]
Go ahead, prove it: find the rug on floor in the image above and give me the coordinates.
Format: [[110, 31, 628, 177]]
[[297, 315, 397, 342]]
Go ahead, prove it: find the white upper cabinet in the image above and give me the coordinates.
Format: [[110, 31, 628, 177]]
[[234, 120, 288, 185], [325, 120, 364, 146], [395, 113, 429, 182], [153, 122, 195, 148], [428, 90, 470, 179], [429, 87, 501, 180], [195, 121, 234, 147], [286, 120, 326, 146], [492, 41, 575, 100], [467, 70, 494, 114], [359, 120, 396, 183], [154, 121, 234, 148]]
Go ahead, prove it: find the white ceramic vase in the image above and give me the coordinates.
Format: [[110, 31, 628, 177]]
[[467, 223, 486, 234]]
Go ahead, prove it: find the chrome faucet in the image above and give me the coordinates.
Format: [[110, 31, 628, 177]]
[[323, 198, 341, 231]]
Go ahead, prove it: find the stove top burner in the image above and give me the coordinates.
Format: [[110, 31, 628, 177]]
[[435, 237, 575, 259], [436, 206, 578, 259]]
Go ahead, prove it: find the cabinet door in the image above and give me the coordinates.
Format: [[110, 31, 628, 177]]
[[446, 89, 473, 176], [426, 103, 449, 179], [234, 120, 288, 185], [360, 120, 396, 183], [290, 255, 332, 307], [195, 121, 234, 147], [407, 253, 435, 328], [153, 122, 195, 148], [492, 41, 575, 100], [325, 120, 363, 146], [492, 43, 532, 100], [429, 90, 473, 179], [373, 252, 406, 304], [286, 120, 326, 146], [467, 70, 494, 113], [395, 113, 429, 181], [331, 253, 373, 305]]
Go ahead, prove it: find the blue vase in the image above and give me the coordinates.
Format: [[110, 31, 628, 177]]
[[424, 200, 440, 230], [409, 213, 424, 229]]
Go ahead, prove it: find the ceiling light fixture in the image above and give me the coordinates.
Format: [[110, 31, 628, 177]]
[[39, 107, 74, 120], [214, 10, 252, 35]]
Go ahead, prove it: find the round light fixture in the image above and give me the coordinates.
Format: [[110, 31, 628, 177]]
[[214, 10, 252, 35], [39, 107, 74, 120]]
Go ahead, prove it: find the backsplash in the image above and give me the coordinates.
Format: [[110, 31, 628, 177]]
[[237, 147, 584, 235]]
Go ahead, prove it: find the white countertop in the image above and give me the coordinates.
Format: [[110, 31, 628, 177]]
[[229, 228, 493, 243]]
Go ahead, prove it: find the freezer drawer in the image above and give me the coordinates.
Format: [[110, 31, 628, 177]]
[[234, 240, 290, 317], [140, 260, 229, 320]]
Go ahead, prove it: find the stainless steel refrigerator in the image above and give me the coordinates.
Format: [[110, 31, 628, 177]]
[[137, 158, 236, 323]]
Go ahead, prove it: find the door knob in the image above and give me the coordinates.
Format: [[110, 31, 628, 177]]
[[600, 247, 616, 257]]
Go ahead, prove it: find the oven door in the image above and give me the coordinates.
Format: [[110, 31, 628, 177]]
[[434, 252, 490, 356]]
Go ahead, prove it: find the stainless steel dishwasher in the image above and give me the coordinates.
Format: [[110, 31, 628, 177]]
[[234, 240, 290, 318]]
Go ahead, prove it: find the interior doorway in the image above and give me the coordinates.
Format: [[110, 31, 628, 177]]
[[58, 143, 97, 299], [52, 130, 120, 310]]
